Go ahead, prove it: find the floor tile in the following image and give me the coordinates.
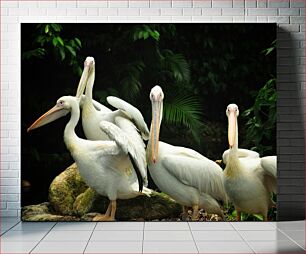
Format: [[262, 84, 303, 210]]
[[95, 221, 143, 231], [1, 217, 21, 223], [248, 240, 305, 253], [144, 230, 193, 241], [90, 230, 143, 241], [143, 241, 198, 253], [239, 230, 291, 241], [282, 230, 305, 241], [189, 222, 234, 231], [196, 241, 254, 253], [0, 241, 37, 253], [11, 222, 56, 231], [282, 230, 305, 249], [32, 241, 87, 253], [276, 221, 305, 231], [52, 222, 96, 231], [1, 221, 21, 232], [145, 222, 189, 230], [1, 230, 48, 242], [85, 241, 143, 253], [192, 230, 243, 241], [231, 222, 276, 230], [42, 230, 92, 242]]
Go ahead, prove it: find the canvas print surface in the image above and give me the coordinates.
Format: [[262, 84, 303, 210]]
[[22, 24, 276, 221]]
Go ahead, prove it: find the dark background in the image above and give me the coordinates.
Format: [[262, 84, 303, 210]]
[[21, 24, 276, 218]]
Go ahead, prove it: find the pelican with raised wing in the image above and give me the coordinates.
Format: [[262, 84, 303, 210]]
[[146, 85, 227, 220], [75, 57, 149, 188], [224, 103, 277, 221], [27, 95, 150, 221]]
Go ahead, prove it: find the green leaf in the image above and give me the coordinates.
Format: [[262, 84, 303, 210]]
[[253, 214, 264, 221], [58, 47, 65, 61], [50, 23, 62, 32], [143, 31, 149, 40], [57, 36, 64, 46], [65, 45, 76, 57], [44, 25, 49, 34], [74, 38, 82, 47], [150, 30, 160, 41], [52, 37, 58, 46], [22, 48, 46, 60]]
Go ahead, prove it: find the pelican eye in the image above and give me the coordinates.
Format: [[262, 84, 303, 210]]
[[58, 101, 64, 106]]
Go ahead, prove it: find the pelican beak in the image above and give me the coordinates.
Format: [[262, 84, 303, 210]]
[[27, 105, 69, 132], [151, 100, 162, 164], [75, 57, 95, 98], [228, 110, 237, 148]]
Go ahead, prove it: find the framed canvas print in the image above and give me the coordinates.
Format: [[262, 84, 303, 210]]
[[21, 23, 276, 222]]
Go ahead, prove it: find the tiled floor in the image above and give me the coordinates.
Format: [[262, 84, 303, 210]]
[[0, 218, 304, 253]]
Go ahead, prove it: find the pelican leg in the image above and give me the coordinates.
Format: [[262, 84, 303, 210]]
[[191, 205, 199, 221], [181, 206, 189, 221], [109, 200, 117, 221], [92, 201, 116, 221], [236, 210, 241, 221]]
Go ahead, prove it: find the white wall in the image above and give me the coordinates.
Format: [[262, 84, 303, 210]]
[[1, 0, 305, 218]]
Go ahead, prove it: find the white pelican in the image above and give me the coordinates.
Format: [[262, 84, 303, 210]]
[[224, 103, 277, 221], [146, 85, 227, 220], [75, 57, 149, 188], [27, 95, 151, 221]]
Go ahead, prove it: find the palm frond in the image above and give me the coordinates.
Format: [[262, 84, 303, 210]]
[[119, 60, 145, 101], [161, 50, 190, 83], [163, 93, 203, 143]]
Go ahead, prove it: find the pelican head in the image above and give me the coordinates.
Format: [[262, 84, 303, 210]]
[[226, 103, 239, 149], [149, 85, 164, 164], [76, 56, 95, 98], [27, 96, 77, 132]]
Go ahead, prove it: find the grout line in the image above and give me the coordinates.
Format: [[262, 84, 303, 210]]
[[83, 222, 97, 254], [29, 221, 58, 254], [0, 219, 21, 236], [231, 223, 256, 254], [187, 222, 200, 254], [276, 227, 305, 251], [142, 221, 145, 254]]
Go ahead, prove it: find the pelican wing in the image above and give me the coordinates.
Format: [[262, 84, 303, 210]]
[[222, 148, 260, 164], [261, 156, 277, 194], [261, 156, 277, 178], [80, 95, 112, 113], [99, 118, 148, 190], [106, 96, 149, 140], [81, 139, 120, 157], [161, 151, 227, 202]]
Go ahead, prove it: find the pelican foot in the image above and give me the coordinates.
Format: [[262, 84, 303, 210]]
[[92, 214, 116, 222]]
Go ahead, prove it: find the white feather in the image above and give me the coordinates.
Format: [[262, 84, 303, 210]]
[[107, 96, 150, 140], [99, 117, 148, 186]]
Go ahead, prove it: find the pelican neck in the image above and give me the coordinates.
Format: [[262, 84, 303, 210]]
[[64, 101, 80, 142]]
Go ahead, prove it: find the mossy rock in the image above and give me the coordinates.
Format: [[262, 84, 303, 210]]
[[21, 202, 79, 222], [45, 163, 182, 221], [49, 163, 88, 215]]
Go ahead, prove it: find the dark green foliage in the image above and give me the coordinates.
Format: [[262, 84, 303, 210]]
[[22, 24, 82, 76], [242, 77, 276, 156], [242, 40, 276, 156]]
